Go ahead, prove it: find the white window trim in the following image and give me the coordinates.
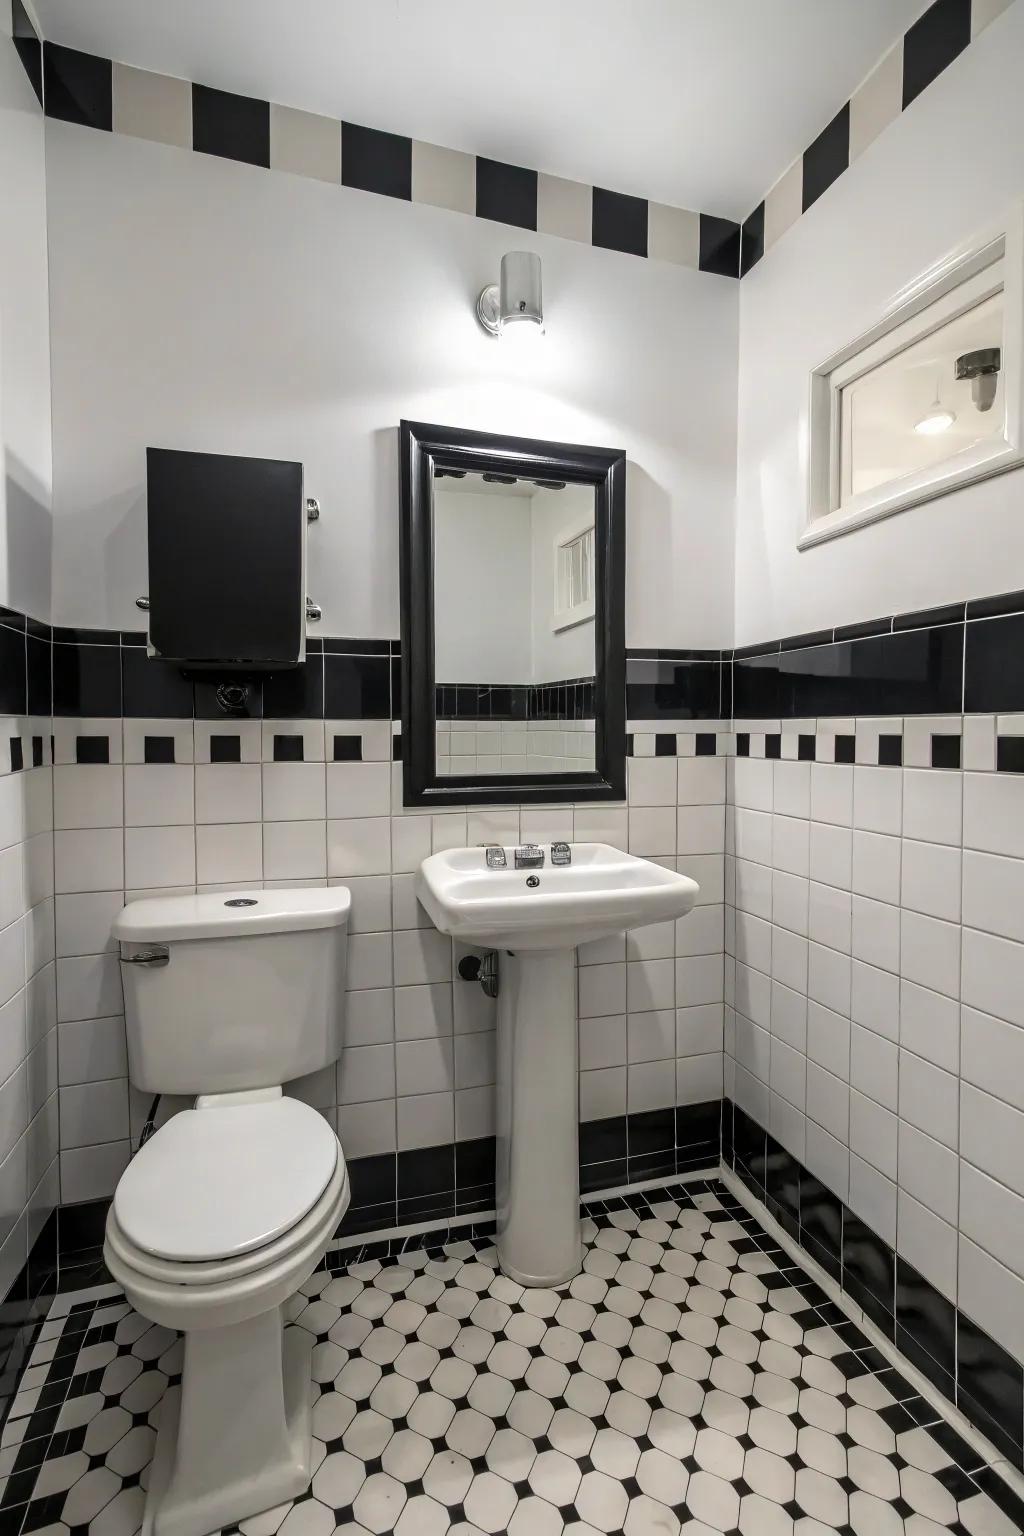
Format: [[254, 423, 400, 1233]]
[[552, 515, 595, 632], [802, 202, 1024, 550]]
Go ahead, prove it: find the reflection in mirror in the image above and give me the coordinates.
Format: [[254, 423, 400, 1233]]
[[432, 471, 596, 778]]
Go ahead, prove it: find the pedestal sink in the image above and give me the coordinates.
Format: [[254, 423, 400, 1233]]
[[416, 843, 699, 1287]]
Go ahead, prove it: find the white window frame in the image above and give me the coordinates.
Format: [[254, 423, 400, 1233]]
[[802, 202, 1024, 549], [552, 515, 595, 632]]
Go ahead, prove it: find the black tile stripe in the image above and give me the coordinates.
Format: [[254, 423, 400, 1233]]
[[798, 733, 816, 761], [802, 101, 849, 213], [878, 733, 903, 766], [834, 732, 855, 764], [475, 157, 537, 231], [12, 0, 42, 107], [43, 43, 111, 131], [192, 83, 270, 169], [654, 733, 677, 757], [902, 0, 971, 109], [341, 122, 412, 200], [698, 214, 741, 278], [591, 187, 648, 258], [695, 732, 717, 757]]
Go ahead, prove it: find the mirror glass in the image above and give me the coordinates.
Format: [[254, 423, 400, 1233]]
[[432, 470, 596, 778]]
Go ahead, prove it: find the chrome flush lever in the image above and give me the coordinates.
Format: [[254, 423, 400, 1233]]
[[121, 946, 170, 968]]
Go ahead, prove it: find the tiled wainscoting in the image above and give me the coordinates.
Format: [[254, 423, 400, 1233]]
[[722, 595, 1024, 1473], [6, 588, 1024, 1478]]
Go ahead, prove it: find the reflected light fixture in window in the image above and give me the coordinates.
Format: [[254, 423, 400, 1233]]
[[915, 371, 956, 435], [477, 251, 544, 341]]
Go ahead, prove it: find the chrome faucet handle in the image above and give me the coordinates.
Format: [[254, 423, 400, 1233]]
[[514, 844, 545, 869], [551, 841, 571, 865], [484, 846, 507, 868]]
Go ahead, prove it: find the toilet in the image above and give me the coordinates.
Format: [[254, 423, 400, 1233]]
[[102, 888, 353, 1536]]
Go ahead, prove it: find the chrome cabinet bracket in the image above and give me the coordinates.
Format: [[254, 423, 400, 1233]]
[[122, 946, 169, 968]]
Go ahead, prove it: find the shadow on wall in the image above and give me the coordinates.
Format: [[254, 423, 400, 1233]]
[[624, 461, 673, 648], [4, 451, 52, 620], [96, 483, 146, 631]]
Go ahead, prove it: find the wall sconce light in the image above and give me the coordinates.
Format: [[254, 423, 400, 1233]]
[[477, 251, 544, 340]]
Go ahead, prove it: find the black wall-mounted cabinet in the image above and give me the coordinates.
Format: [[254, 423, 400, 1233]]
[[146, 447, 304, 668]]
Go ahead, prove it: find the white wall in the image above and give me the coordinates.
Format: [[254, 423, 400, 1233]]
[[0, 13, 52, 621], [43, 122, 739, 647], [735, 1, 1024, 645], [530, 483, 596, 683], [433, 488, 533, 683]]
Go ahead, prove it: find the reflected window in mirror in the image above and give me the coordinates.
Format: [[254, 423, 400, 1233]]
[[399, 422, 625, 807]]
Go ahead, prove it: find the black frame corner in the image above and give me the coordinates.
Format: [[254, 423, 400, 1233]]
[[398, 420, 626, 808]]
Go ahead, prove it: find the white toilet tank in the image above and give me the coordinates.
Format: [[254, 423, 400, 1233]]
[[113, 888, 350, 1096]]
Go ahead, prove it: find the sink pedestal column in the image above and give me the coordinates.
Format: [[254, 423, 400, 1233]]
[[495, 947, 581, 1287]]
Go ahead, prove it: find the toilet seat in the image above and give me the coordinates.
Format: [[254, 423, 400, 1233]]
[[114, 1095, 339, 1263]]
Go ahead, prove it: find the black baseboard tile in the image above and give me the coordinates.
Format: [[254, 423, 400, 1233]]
[[581, 1159, 628, 1195], [895, 1256, 957, 1381], [580, 1116, 627, 1166], [957, 1307, 1024, 1467], [57, 1198, 110, 1259]]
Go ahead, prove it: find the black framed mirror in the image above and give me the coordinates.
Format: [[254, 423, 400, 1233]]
[[399, 420, 626, 807]]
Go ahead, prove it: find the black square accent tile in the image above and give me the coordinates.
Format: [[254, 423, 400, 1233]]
[[834, 733, 855, 764], [997, 735, 1024, 772], [902, 0, 971, 108], [273, 734, 304, 762], [144, 736, 175, 764], [392, 733, 401, 760], [625, 733, 635, 757], [736, 732, 750, 757], [931, 732, 961, 769], [740, 201, 764, 276], [591, 187, 648, 257], [765, 733, 781, 759], [475, 157, 537, 230], [342, 122, 411, 200], [695, 733, 716, 756], [654, 733, 677, 757], [802, 102, 849, 212], [210, 734, 241, 763], [75, 736, 109, 765], [192, 83, 270, 168], [31, 737, 43, 769], [9, 739, 22, 774], [43, 43, 111, 131], [332, 734, 362, 761], [698, 214, 741, 277], [878, 733, 903, 766], [798, 733, 816, 761], [12, 0, 43, 107]]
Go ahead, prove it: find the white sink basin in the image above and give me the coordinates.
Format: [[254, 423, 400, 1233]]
[[416, 842, 699, 950]]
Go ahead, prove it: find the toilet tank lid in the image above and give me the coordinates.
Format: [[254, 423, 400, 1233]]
[[113, 887, 351, 942]]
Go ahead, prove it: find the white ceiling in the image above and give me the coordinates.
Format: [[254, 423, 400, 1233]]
[[32, 0, 924, 218]]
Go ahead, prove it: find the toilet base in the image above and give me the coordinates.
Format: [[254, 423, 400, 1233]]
[[143, 1309, 312, 1536]]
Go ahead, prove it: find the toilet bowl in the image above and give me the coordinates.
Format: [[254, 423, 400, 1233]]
[[106, 888, 352, 1536], [103, 1090, 350, 1536]]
